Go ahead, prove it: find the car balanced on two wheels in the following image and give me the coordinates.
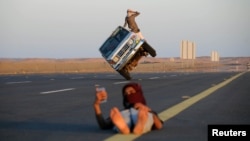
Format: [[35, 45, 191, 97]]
[[99, 26, 156, 80]]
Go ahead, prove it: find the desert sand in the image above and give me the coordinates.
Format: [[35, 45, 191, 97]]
[[0, 57, 249, 75]]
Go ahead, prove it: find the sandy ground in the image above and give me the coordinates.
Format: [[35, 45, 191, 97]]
[[0, 57, 249, 75]]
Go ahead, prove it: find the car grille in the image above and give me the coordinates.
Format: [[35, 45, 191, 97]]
[[117, 44, 129, 58]]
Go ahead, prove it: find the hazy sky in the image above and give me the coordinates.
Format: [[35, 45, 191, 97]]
[[1, 0, 250, 58]]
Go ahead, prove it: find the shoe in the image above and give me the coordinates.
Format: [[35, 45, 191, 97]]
[[143, 52, 148, 56]]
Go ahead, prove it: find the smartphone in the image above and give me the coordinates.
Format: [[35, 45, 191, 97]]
[[95, 85, 107, 103]]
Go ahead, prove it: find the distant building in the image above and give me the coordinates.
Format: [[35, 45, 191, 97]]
[[180, 40, 196, 59], [211, 51, 220, 62], [170, 57, 175, 62]]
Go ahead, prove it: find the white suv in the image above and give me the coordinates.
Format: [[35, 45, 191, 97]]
[[99, 26, 156, 80]]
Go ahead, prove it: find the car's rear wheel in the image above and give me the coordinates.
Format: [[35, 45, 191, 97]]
[[118, 68, 131, 80], [142, 41, 156, 57]]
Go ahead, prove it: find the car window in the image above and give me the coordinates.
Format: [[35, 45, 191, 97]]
[[100, 27, 129, 58]]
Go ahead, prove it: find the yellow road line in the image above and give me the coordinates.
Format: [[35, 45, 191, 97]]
[[104, 72, 245, 141]]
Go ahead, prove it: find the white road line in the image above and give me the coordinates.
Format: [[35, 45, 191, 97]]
[[6, 81, 32, 84], [106, 74, 116, 77], [113, 81, 130, 85], [40, 88, 75, 94], [70, 77, 85, 79], [149, 77, 159, 79]]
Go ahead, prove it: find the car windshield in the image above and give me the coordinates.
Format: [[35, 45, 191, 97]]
[[99, 27, 129, 58]]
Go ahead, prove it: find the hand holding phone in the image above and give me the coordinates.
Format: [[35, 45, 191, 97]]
[[95, 85, 107, 103]]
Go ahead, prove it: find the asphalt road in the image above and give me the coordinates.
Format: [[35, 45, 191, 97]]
[[0, 72, 249, 141]]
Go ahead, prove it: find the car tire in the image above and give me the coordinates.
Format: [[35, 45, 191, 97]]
[[118, 69, 131, 80], [142, 41, 157, 57]]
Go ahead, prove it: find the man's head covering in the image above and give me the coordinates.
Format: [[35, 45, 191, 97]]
[[122, 82, 147, 109], [127, 9, 133, 12], [126, 9, 134, 17]]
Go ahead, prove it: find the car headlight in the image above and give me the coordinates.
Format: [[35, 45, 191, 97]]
[[113, 56, 120, 63], [127, 38, 134, 45]]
